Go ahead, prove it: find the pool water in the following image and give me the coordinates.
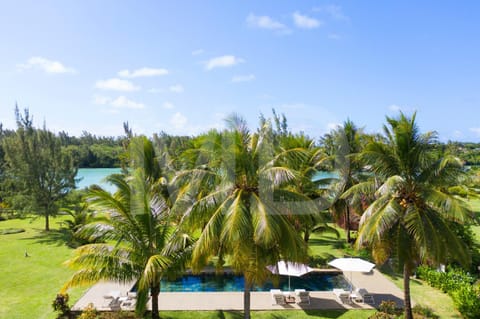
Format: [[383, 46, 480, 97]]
[[154, 272, 350, 292]]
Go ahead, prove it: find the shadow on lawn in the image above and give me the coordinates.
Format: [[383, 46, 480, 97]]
[[309, 238, 345, 250], [23, 228, 72, 247]]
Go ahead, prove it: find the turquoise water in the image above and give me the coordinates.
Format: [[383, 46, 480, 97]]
[[76, 168, 121, 192], [135, 272, 350, 292]]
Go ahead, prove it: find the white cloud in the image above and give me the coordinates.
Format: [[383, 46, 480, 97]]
[[95, 78, 140, 91], [205, 55, 244, 70], [118, 67, 168, 78], [313, 5, 349, 21], [169, 84, 184, 93], [17, 56, 76, 74], [246, 13, 290, 33], [110, 96, 144, 109], [93, 95, 144, 109], [162, 101, 175, 109], [192, 49, 204, 56], [232, 74, 255, 83], [170, 112, 187, 129], [293, 12, 322, 29], [469, 128, 480, 136]]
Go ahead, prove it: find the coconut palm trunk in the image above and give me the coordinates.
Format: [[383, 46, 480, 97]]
[[243, 279, 251, 319], [151, 284, 161, 319], [403, 264, 413, 319]]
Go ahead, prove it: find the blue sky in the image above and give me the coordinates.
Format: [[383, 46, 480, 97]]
[[1, 1, 480, 141]]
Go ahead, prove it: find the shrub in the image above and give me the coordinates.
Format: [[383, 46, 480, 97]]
[[451, 285, 480, 319], [378, 300, 399, 315], [368, 312, 396, 319], [52, 293, 70, 318], [416, 265, 479, 319], [79, 303, 98, 319], [412, 304, 439, 318]]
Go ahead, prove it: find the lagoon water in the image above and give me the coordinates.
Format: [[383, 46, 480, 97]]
[[76, 168, 121, 192]]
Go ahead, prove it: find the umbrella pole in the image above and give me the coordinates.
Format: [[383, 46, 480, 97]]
[[288, 276, 291, 291]]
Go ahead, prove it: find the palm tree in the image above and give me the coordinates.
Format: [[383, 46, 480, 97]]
[[177, 116, 313, 319], [321, 119, 365, 243], [274, 132, 338, 242], [345, 113, 473, 319], [62, 137, 192, 319]]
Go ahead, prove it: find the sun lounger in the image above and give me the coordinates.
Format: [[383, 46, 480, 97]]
[[295, 289, 310, 304], [270, 289, 286, 305], [333, 288, 351, 304], [355, 288, 375, 304]]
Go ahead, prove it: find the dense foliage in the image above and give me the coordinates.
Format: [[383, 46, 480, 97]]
[[1, 108, 480, 319], [2, 108, 77, 230], [345, 113, 475, 319], [417, 265, 480, 319]]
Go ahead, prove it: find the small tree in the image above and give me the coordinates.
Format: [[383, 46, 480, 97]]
[[2, 107, 77, 230]]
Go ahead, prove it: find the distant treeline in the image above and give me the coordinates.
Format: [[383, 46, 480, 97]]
[[58, 131, 125, 168], [446, 142, 480, 166], [2, 121, 480, 168]]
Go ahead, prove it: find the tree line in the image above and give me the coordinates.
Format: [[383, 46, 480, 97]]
[[1, 108, 480, 319]]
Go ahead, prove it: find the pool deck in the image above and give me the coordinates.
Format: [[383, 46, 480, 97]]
[[72, 269, 404, 312]]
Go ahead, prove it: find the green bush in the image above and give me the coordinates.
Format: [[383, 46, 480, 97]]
[[378, 300, 399, 315], [416, 265, 475, 292], [52, 293, 70, 318], [416, 265, 479, 319], [451, 285, 480, 319], [412, 304, 439, 318], [79, 303, 99, 319]]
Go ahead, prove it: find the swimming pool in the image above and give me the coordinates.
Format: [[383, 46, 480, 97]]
[[149, 272, 350, 292]]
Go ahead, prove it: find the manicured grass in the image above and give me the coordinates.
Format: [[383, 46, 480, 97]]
[[0, 216, 86, 319], [308, 225, 349, 267], [468, 198, 480, 240], [381, 265, 462, 319]]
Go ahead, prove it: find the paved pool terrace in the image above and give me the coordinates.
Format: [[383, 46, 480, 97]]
[[72, 269, 405, 312]]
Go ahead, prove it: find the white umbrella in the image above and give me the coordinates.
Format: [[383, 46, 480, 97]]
[[328, 257, 375, 292], [267, 260, 313, 291]]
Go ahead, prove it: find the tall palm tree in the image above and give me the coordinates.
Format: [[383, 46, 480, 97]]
[[177, 116, 314, 319], [274, 132, 338, 242], [322, 119, 365, 243], [62, 137, 192, 319], [344, 113, 473, 319]]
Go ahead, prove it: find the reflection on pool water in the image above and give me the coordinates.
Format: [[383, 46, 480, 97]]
[[151, 272, 350, 292]]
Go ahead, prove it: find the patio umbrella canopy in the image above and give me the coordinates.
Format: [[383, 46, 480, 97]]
[[328, 258, 375, 273], [328, 258, 375, 291], [266, 261, 313, 291]]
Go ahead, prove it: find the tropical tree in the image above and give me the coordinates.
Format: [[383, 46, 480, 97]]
[[344, 113, 473, 319], [176, 116, 314, 319], [62, 137, 192, 319], [2, 107, 77, 230], [321, 119, 365, 243], [274, 132, 338, 242]]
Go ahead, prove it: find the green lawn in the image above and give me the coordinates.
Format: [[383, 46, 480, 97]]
[[0, 216, 471, 319], [0, 216, 86, 319], [469, 198, 480, 240], [381, 265, 462, 319]]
